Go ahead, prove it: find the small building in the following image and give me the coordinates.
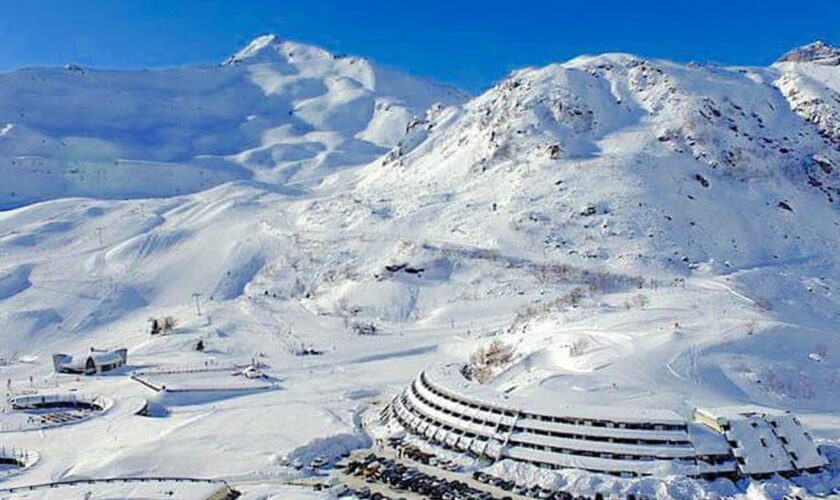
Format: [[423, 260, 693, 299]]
[[52, 348, 128, 375]]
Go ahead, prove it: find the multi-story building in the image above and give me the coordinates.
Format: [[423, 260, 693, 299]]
[[384, 364, 827, 478]]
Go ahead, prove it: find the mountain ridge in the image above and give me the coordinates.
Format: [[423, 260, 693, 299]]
[[0, 34, 467, 209], [777, 40, 840, 65]]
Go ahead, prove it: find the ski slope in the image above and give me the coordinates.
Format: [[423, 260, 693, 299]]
[[0, 34, 466, 209]]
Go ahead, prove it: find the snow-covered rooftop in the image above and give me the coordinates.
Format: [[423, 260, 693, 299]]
[[426, 363, 686, 424]]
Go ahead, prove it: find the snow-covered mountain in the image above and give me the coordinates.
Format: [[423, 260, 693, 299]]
[[355, 50, 840, 273], [778, 40, 840, 65], [338, 47, 840, 415], [0, 38, 839, 499], [775, 42, 840, 153], [0, 34, 466, 208]]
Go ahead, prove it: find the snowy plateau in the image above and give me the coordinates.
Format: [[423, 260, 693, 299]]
[[0, 34, 839, 499]]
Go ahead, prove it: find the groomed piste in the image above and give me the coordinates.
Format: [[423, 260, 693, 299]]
[[385, 364, 828, 479]]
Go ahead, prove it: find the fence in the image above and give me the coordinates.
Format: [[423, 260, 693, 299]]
[[132, 362, 261, 377], [0, 476, 237, 499]]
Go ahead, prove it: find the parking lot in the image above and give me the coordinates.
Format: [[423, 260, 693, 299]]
[[333, 436, 648, 500], [336, 460, 425, 500], [337, 451, 507, 500]]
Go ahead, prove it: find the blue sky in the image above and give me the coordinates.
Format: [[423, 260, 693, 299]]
[[2, 0, 839, 92]]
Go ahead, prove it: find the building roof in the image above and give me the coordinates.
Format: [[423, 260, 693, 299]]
[[426, 363, 685, 424], [54, 349, 126, 370], [88, 351, 125, 366], [696, 406, 828, 474]]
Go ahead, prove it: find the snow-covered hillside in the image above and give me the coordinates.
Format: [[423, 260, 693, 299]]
[[341, 46, 840, 424], [0, 34, 466, 209], [776, 41, 840, 153], [0, 38, 839, 499]]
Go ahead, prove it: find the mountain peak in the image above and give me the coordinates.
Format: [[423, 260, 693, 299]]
[[243, 33, 282, 49], [222, 33, 348, 68], [777, 40, 840, 65], [223, 33, 284, 65]]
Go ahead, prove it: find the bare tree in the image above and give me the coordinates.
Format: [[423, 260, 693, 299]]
[[467, 340, 513, 383]]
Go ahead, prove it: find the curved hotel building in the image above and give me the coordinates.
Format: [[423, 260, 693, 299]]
[[384, 364, 827, 478]]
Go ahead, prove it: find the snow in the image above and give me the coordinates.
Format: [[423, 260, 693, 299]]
[[0, 35, 466, 209], [0, 479, 229, 499], [0, 36, 837, 498], [771, 415, 828, 470], [777, 41, 840, 66], [0, 265, 32, 301], [132, 365, 277, 398], [425, 362, 688, 424], [727, 416, 794, 474]]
